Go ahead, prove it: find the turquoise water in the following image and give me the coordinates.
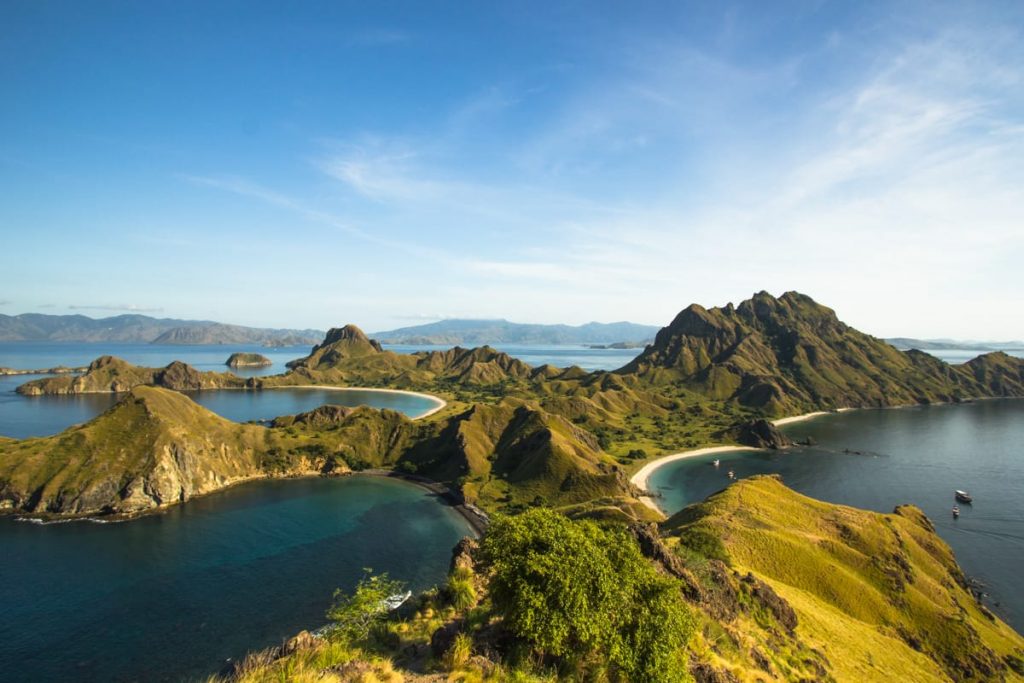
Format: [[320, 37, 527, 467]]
[[647, 400, 1024, 631], [0, 476, 474, 683]]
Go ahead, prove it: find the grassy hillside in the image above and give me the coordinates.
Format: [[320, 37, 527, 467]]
[[209, 479, 1024, 682], [663, 475, 1024, 682], [16, 355, 248, 395]]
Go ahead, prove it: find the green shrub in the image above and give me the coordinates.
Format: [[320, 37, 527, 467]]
[[325, 571, 405, 645], [479, 509, 694, 682]]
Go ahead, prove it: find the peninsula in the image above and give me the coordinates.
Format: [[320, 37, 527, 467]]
[[4, 291, 1024, 681]]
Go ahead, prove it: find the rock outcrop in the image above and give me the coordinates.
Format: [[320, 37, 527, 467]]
[[728, 418, 793, 449]]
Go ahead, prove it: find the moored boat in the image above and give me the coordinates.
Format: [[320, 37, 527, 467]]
[[955, 490, 973, 504], [952, 505, 960, 518]]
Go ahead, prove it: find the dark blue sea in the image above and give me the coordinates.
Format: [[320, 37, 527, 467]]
[[0, 475, 473, 682], [647, 399, 1024, 631]]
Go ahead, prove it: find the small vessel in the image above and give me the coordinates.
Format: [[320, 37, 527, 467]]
[[952, 505, 960, 518], [383, 590, 413, 611], [712, 459, 721, 467], [955, 490, 973, 504], [727, 470, 735, 480]]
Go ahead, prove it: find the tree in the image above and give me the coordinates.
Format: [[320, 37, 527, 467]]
[[479, 509, 694, 682], [325, 571, 405, 645]]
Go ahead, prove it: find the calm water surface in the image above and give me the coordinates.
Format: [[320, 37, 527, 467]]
[[0, 342, 632, 438], [648, 400, 1024, 630], [0, 342, 311, 377], [0, 381, 440, 439], [0, 476, 474, 683]]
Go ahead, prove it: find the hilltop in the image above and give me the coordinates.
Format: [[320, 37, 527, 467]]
[[620, 291, 1024, 415], [0, 312, 322, 345], [372, 318, 659, 345]]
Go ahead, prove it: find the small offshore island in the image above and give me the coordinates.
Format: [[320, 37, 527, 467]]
[[3, 292, 1024, 682], [226, 352, 273, 368]]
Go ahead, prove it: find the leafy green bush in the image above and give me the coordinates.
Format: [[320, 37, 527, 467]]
[[325, 571, 405, 645], [479, 509, 694, 682]]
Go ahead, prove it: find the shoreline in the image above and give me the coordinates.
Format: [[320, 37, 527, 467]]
[[5, 468, 485, 536], [631, 407, 855, 514], [264, 385, 448, 420], [630, 445, 759, 512]]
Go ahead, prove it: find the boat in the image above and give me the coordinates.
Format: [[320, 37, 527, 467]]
[[952, 505, 960, 518], [712, 459, 720, 467], [727, 470, 735, 480], [955, 490, 973, 504], [383, 590, 413, 611]]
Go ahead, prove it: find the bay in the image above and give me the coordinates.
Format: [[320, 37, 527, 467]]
[[0, 475, 474, 683], [646, 399, 1024, 630]]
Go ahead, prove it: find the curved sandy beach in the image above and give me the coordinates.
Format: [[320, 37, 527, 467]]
[[266, 385, 447, 419], [631, 445, 759, 512], [632, 409, 845, 513]]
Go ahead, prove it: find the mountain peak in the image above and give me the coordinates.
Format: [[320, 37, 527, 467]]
[[323, 324, 373, 345]]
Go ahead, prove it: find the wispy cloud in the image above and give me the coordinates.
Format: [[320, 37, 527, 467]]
[[183, 173, 453, 261]]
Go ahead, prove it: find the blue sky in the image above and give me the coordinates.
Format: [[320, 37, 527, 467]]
[[1, 1, 1022, 338]]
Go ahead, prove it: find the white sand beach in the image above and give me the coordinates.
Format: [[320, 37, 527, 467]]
[[266, 385, 447, 419], [630, 445, 759, 512]]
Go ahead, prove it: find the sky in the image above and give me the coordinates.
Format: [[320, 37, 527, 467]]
[[1, 1, 1022, 339]]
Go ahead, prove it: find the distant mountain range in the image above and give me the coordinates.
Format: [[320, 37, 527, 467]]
[[0, 313, 323, 346], [884, 337, 1024, 351], [371, 319, 660, 345]]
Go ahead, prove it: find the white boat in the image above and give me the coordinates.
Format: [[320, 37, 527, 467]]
[[727, 470, 735, 480], [955, 490, 973, 504], [383, 590, 412, 611], [952, 505, 960, 518], [712, 459, 721, 467]]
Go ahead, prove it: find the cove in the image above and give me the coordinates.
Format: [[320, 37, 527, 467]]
[[0, 378, 442, 439], [0, 475, 474, 683], [645, 399, 1024, 631]]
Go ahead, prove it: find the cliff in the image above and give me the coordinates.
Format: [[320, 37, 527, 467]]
[[0, 387, 282, 515]]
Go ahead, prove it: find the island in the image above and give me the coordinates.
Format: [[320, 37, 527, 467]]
[[0, 365, 86, 376], [4, 291, 1024, 682], [225, 352, 273, 368]]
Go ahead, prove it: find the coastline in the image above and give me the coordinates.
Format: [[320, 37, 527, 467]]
[[265, 385, 447, 420], [630, 445, 759, 512], [631, 407, 851, 514]]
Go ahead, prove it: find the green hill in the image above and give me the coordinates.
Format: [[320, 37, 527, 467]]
[[16, 355, 248, 395], [663, 475, 1024, 682], [619, 291, 1024, 415]]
